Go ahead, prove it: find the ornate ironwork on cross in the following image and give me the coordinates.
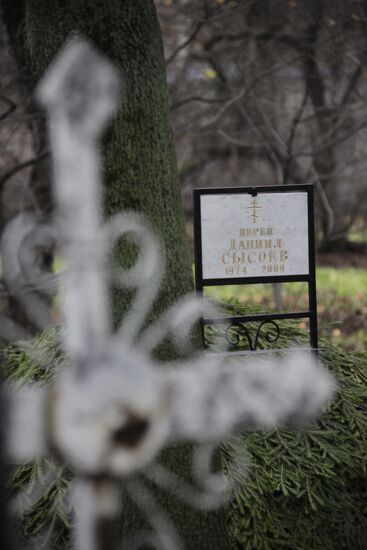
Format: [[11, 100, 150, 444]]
[[2, 38, 335, 550]]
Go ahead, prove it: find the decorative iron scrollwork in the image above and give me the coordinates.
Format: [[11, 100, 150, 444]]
[[225, 320, 280, 351]]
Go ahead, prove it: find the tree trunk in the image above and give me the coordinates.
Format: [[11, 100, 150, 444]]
[[24, 1, 231, 548]]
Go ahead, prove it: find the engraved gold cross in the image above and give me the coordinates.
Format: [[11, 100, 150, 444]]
[[247, 198, 262, 223]]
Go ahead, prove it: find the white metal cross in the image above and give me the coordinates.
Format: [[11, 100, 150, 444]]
[[3, 38, 334, 550]]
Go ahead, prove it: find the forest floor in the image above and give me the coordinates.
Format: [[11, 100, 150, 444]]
[[317, 246, 367, 269]]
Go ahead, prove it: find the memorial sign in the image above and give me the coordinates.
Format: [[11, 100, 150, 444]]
[[200, 192, 309, 280], [193, 185, 318, 351]]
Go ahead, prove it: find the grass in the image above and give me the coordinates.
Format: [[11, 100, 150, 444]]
[[203, 267, 367, 352], [349, 221, 367, 243]]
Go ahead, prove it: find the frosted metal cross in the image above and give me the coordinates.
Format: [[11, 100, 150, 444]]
[[4, 38, 334, 550]]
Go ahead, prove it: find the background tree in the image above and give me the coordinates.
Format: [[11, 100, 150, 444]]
[[158, 0, 367, 251]]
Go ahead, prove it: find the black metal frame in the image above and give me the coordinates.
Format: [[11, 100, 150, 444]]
[[193, 184, 318, 352]]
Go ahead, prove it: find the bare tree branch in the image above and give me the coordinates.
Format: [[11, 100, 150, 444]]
[[0, 151, 49, 192], [0, 95, 17, 120], [170, 94, 231, 111], [165, 21, 205, 66], [283, 87, 309, 185]]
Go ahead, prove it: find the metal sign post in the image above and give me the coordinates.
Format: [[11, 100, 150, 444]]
[[194, 184, 318, 352]]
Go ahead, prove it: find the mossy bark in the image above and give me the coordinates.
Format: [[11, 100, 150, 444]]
[[24, 0, 193, 333], [24, 1, 230, 548]]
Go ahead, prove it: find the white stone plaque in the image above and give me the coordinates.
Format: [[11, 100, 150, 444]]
[[200, 192, 309, 280]]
